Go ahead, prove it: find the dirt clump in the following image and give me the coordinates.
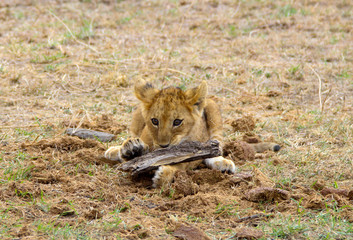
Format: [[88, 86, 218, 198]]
[[305, 194, 326, 209], [21, 136, 104, 153], [313, 182, 353, 201], [223, 141, 255, 163], [265, 90, 281, 97], [236, 227, 264, 239], [50, 205, 75, 216], [159, 194, 221, 217], [62, 114, 126, 135], [312, 179, 326, 191], [245, 187, 290, 202], [191, 168, 226, 185], [219, 172, 254, 189], [83, 207, 104, 220], [340, 208, 353, 223], [71, 148, 107, 165], [20, 136, 107, 167], [320, 187, 351, 198], [1, 181, 36, 200], [31, 172, 62, 184], [173, 223, 211, 240], [169, 171, 199, 199], [9, 225, 31, 238], [225, 172, 253, 186], [230, 115, 256, 132], [242, 132, 261, 143], [252, 168, 274, 187]]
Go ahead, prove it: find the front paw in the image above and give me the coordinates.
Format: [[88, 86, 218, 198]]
[[207, 139, 223, 155], [104, 138, 148, 162], [120, 138, 148, 160], [104, 146, 123, 162], [204, 156, 236, 174]]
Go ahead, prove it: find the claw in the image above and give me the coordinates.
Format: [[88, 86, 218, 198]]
[[106, 138, 148, 162]]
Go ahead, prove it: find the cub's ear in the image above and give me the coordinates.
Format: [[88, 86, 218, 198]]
[[134, 80, 159, 104], [185, 81, 208, 107]]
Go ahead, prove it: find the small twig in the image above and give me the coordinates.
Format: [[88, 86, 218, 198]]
[[59, 74, 98, 93], [342, 95, 346, 111], [321, 88, 332, 112], [52, 128, 68, 139], [48, 10, 100, 54], [31, 134, 40, 144], [249, 30, 259, 37], [219, 87, 238, 95], [214, 209, 229, 220], [307, 65, 323, 112], [231, 2, 241, 18], [74, 114, 86, 132], [92, 58, 143, 63]]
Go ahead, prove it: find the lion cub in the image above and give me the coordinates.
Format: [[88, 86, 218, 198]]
[[105, 80, 236, 187]]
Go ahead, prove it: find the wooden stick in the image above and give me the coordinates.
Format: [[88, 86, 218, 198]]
[[66, 128, 116, 142], [120, 141, 221, 175]]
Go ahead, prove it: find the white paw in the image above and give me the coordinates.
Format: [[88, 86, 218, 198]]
[[152, 166, 175, 188], [104, 146, 122, 162], [152, 167, 163, 188], [204, 156, 236, 174]]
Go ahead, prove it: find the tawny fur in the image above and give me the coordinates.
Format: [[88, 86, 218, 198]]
[[105, 81, 278, 188]]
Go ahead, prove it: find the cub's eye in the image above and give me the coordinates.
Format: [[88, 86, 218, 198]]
[[151, 118, 159, 126], [173, 119, 183, 127]]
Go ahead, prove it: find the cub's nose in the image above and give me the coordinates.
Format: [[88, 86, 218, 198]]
[[159, 144, 170, 148]]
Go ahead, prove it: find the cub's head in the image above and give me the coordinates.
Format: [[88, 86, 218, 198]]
[[134, 80, 208, 149]]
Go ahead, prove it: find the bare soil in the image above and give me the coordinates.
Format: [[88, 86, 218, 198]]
[[0, 0, 352, 239], [1, 131, 352, 239]]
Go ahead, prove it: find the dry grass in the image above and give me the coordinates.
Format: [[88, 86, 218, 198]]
[[0, 0, 352, 239]]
